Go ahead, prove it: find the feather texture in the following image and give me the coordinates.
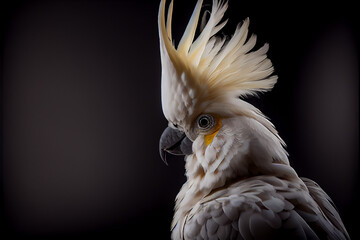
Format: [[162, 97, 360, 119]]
[[158, 1, 349, 239], [158, 0, 277, 126], [179, 176, 349, 240]]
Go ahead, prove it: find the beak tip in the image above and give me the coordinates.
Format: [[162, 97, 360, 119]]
[[159, 126, 193, 165], [160, 148, 169, 166]]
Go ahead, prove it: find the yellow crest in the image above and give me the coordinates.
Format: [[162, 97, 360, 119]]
[[158, 0, 277, 126]]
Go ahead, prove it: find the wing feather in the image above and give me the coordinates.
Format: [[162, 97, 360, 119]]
[[302, 177, 350, 239], [182, 176, 349, 240]]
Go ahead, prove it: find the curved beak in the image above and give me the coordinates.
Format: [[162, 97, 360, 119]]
[[159, 127, 193, 165]]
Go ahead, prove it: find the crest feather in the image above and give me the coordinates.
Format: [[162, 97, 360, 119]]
[[158, 0, 278, 124]]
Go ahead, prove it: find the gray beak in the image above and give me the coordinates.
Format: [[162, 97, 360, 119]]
[[159, 127, 193, 165]]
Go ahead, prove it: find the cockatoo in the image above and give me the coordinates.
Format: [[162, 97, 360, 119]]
[[158, 0, 350, 239]]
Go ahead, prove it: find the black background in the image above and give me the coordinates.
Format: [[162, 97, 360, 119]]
[[1, 0, 358, 239]]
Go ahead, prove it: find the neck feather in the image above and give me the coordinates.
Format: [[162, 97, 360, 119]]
[[172, 114, 299, 230]]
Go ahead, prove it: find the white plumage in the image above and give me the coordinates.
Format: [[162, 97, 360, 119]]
[[157, 0, 350, 239]]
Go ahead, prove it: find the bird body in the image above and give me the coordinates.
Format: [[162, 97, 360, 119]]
[[173, 176, 346, 239], [170, 116, 348, 239], [157, 0, 350, 239]]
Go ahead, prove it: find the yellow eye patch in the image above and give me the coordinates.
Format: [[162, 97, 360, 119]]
[[204, 119, 222, 146]]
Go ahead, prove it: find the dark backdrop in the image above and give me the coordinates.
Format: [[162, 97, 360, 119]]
[[1, 0, 358, 239]]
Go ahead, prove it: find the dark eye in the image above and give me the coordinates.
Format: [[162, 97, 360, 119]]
[[197, 114, 215, 130]]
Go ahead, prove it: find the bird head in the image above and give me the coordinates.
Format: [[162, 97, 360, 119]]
[[158, 0, 289, 183]]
